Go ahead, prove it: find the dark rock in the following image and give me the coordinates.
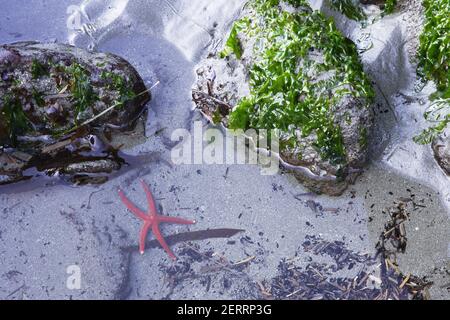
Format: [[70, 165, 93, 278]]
[[192, 3, 374, 196], [0, 41, 151, 184], [433, 131, 450, 175]]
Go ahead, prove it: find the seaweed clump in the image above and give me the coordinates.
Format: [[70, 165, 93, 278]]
[[329, 0, 366, 21], [66, 62, 99, 122], [330, 1, 397, 20], [220, 0, 374, 164], [414, 0, 450, 144], [383, 0, 397, 14], [0, 94, 30, 146]]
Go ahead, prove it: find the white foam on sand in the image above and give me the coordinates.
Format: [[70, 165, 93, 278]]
[[68, 0, 245, 61]]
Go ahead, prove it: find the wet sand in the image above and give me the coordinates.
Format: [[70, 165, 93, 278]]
[[0, 0, 448, 299]]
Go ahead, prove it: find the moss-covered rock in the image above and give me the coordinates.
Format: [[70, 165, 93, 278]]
[[0, 41, 150, 184], [193, 0, 375, 195]]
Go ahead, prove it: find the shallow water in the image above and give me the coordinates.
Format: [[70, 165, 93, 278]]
[[0, 0, 448, 299]]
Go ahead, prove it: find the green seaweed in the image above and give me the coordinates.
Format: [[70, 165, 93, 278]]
[[219, 18, 250, 59], [12, 78, 22, 87], [1, 94, 30, 145], [101, 71, 136, 108], [31, 59, 49, 79], [383, 0, 397, 14], [66, 63, 98, 121], [330, 0, 396, 19], [32, 88, 45, 108], [212, 109, 224, 125], [418, 0, 450, 95], [329, 0, 366, 21], [222, 0, 374, 164], [414, 98, 450, 144], [359, 127, 368, 148], [415, 0, 450, 144]]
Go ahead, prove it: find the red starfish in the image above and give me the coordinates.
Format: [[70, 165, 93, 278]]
[[118, 180, 196, 260]]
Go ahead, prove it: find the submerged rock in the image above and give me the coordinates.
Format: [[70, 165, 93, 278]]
[[0, 41, 150, 184], [433, 131, 450, 175], [192, 0, 374, 196]]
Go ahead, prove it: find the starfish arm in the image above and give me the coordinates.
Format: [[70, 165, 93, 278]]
[[152, 224, 177, 260], [158, 216, 196, 225], [141, 180, 158, 216], [118, 190, 148, 220], [139, 221, 152, 255]]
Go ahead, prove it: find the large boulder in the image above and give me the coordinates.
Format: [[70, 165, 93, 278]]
[[192, 0, 374, 195], [0, 41, 150, 184]]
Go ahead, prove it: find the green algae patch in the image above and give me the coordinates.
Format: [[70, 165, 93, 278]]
[[415, 0, 450, 144], [66, 62, 99, 122], [329, 0, 366, 21], [221, 0, 374, 164], [100, 70, 137, 108], [327, 0, 397, 21], [1, 42, 151, 150], [383, 0, 397, 15], [31, 59, 49, 79], [0, 94, 30, 146], [419, 0, 450, 95], [220, 18, 250, 59]]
